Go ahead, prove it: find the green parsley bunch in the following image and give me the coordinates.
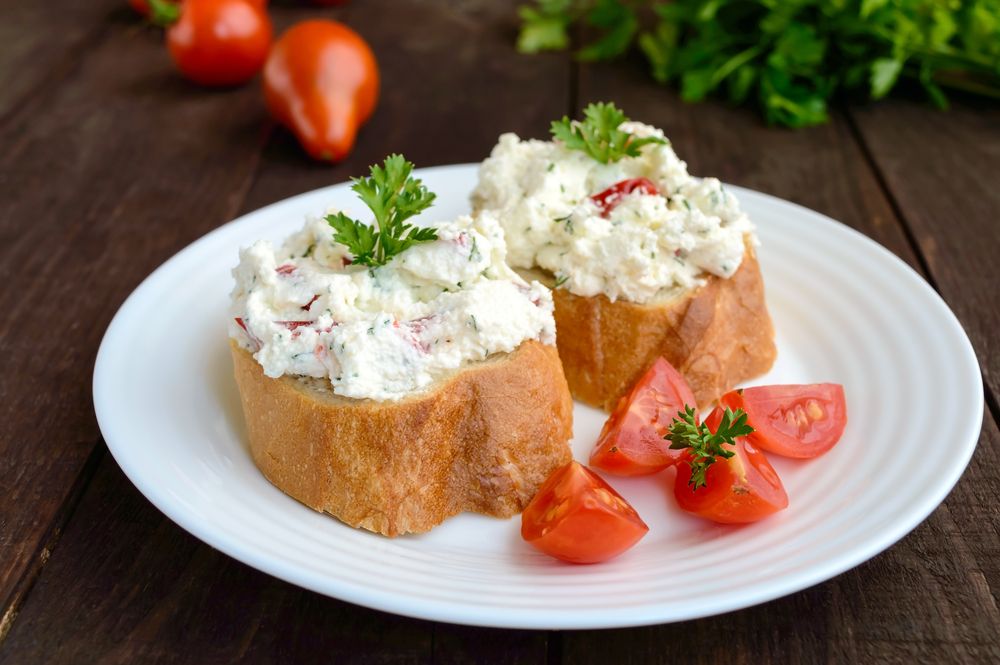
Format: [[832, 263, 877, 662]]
[[518, 0, 1000, 127]]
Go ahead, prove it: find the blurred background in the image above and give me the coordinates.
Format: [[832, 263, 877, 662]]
[[0, 1, 997, 663]]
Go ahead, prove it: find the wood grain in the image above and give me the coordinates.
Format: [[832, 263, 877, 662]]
[[847, 93, 1000, 403], [0, 0, 564, 661], [0, 1, 124, 120], [0, 5, 268, 640], [0, 457, 436, 665]]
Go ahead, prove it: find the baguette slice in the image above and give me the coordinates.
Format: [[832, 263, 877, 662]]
[[231, 339, 573, 537], [525, 246, 776, 411]]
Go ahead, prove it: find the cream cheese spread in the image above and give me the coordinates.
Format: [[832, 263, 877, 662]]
[[471, 121, 756, 303], [229, 211, 555, 401]]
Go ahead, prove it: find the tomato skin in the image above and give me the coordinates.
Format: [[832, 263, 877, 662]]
[[165, 0, 272, 87], [263, 20, 380, 162], [522, 462, 648, 564], [673, 407, 788, 524], [131, 0, 266, 15], [590, 177, 659, 216], [721, 384, 847, 459], [589, 357, 696, 476]]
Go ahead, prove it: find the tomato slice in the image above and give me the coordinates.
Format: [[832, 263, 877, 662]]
[[590, 357, 697, 476], [720, 384, 847, 459], [673, 407, 788, 524], [590, 177, 660, 216], [521, 461, 649, 564]]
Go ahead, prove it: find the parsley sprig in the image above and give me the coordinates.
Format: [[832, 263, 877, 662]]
[[666, 405, 754, 490], [550, 102, 666, 164], [519, 1, 1000, 128], [326, 155, 438, 267]]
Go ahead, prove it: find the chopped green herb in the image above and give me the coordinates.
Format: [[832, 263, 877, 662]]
[[554, 274, 569, 287], [666, 406, 754, 490]]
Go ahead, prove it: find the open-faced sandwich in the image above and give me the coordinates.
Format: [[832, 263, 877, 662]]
[[472, 102, 776, 410], [229, 155, 573, 537]]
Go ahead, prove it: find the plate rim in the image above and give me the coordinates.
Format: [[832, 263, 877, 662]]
[[93, 163, 984, 629]]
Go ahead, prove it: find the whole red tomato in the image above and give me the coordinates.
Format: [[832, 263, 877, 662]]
[[263, 20, 380, 162], [153, 0, 272, 87]]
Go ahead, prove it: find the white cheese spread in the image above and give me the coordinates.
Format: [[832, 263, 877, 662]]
[[471, 121, 756, 303], [229, 211, 555, 401]]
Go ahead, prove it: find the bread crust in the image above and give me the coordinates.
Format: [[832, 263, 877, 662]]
[[548, 248, 776, 411], [231, 339, 573, 537]]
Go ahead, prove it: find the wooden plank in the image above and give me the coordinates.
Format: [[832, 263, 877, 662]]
[[0, 0, 567, 660], [0, 457, 435, 665], [0, 7, 268, 640], [0, 0, 123, 121], [556, 59, 1000, 664], [847, 94, 1000, 403], [432, 623, 550, 665]]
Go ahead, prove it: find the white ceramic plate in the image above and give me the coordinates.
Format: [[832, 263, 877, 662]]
[[94, 164, 982, 629]]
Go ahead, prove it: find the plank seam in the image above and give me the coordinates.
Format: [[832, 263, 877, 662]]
[[843, 106, 1000, 430], [0, 442, 107, 648]]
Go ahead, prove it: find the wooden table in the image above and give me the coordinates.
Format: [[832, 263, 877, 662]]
[[2, 1, 998, 662]]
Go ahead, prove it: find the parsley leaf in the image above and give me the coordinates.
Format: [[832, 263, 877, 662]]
[[326, 155, 438, 267], [518, 0, 1000, 128], [518, 1, 573, 53], [666, 405, 754, 490], [550, 101, 666, 163]]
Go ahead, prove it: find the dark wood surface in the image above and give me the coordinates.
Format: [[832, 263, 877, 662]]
[[1, 2, 997, 663]]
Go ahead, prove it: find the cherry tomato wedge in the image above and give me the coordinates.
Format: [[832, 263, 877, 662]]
[[673, 407, 788, 524], [521, 461, 648, 564], [720, 384, 847, 459], [590, 357, 696, 476], [590, 177, 659, 216]]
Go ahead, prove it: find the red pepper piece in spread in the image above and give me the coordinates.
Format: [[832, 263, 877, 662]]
[[590, 177, 659, 216]]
